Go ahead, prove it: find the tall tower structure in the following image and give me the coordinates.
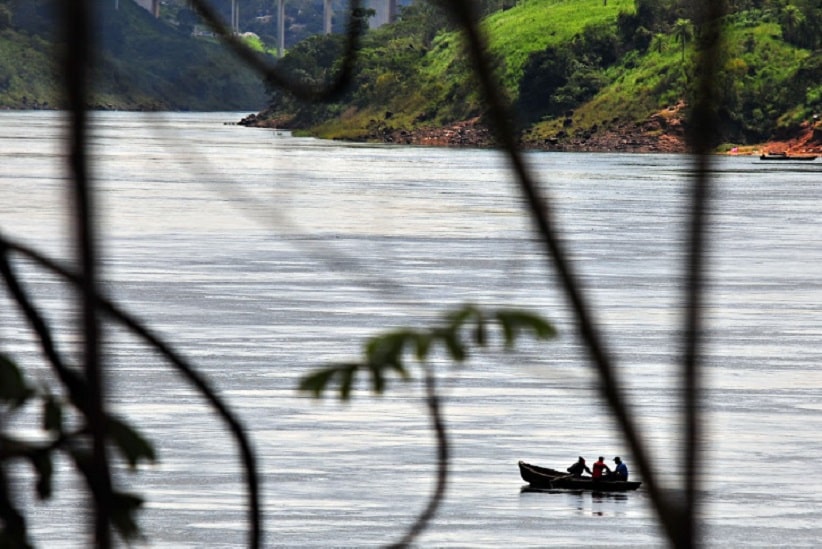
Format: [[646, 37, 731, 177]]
[[277, 0, 286, 57], [275, 0, 402, 58], [230, 0, 240, 33], [133, 0, 160, 18], [368, 0, 398, 28], [324, 0, 334, 35]]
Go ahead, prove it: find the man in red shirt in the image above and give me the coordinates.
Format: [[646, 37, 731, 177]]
[[592, 456, 611, 479]]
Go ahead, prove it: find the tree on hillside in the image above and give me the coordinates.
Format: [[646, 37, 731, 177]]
[[395, 1, 448, 47], [0, 5, 11, 29], [779, 4, 803, 39], [652, 32, 667, 53], [775, 2, 820, 49], [673, 17, 693, 61]]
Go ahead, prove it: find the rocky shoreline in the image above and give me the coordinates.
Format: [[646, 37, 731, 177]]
[[360, 116, 688, 153], [240, 110, 822, 156]]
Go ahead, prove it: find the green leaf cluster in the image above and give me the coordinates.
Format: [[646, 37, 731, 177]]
[[1, 353, 156, 546], [299, 305, 556, 401]]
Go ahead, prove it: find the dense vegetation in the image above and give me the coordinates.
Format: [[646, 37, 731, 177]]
[[0, 0, 268, 110], [259, 0, 821, 147]]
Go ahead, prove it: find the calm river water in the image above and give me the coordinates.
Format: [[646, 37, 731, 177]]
[[1, 111, 821, 547]]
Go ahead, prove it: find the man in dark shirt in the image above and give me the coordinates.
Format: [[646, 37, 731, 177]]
[[566, 456, 592, 477]]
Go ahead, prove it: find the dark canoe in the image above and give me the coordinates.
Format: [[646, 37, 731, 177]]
[[760, 153, 818, 161], [518, 461, 641, 492]]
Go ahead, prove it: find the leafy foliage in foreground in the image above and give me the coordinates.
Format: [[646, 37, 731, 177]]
[[0, 354, 156, 547], [300, 305, 556, 400]]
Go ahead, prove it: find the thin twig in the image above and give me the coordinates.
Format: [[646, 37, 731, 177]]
[[388, 365, 449, 548], [0, 236, 262, 549], [0, 242, 91, 413]]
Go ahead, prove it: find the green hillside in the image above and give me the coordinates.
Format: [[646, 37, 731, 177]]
[[527, 8, 818, 145], [256, 0, 821, 149], [0, 27, 58, 108], [484, 0, 635, 90], [0, 0, 268, 110]]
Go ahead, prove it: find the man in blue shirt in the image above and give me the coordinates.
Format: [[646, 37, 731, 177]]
[[611, 456, 629, 481]]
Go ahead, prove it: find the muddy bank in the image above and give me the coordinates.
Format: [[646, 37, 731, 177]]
[[748, 120, 822, 155], [241, 110, 821, 156], [364, 117, 496, 148], [242, 112, 686, 152], [364, 117, 688, 152]]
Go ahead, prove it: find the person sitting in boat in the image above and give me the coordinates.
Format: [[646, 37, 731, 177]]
[[592, 456, 611, 479], [610, 456, 628, 481], [566, 456, 592, 477]]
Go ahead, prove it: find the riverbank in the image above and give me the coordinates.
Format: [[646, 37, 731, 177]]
[[732, 119, 822, 156], [241, 110, 821, 155]]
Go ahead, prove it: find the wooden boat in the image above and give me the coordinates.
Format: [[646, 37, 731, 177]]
[[518, 461, 642, 492], [759, 152, 818, 161]]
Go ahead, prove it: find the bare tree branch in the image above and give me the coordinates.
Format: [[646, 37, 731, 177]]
[[60, 1, 112, 545], [0, 235, 262, 549], [389, 366, 449, 548], [680, 2, 727, 546]]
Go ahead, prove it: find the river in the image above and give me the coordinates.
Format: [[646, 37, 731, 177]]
[[1, 111, 821, 547]]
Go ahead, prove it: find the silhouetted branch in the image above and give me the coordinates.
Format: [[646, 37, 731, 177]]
[[60, 1, 112, 545], [300, 306, 555, 546], [0, 464, 30, 548], [0, 235, 262, 549], [680, 2, 727, 546], [0, 241, 91, 415], [389, 365, 449, 548]]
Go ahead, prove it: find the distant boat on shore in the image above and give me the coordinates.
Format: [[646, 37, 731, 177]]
[[759, 152, 818, 161]]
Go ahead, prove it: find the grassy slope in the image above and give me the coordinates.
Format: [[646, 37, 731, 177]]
[[483, 0, 634, 92], [95, 1, 268, 110], [528, 17, 813, 141], [0, 29, 61, 108], [312, 0, 634, 138], [417, 0, 635, 114], [0, 1, 267, 110], [720, 21, 811, 127]]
